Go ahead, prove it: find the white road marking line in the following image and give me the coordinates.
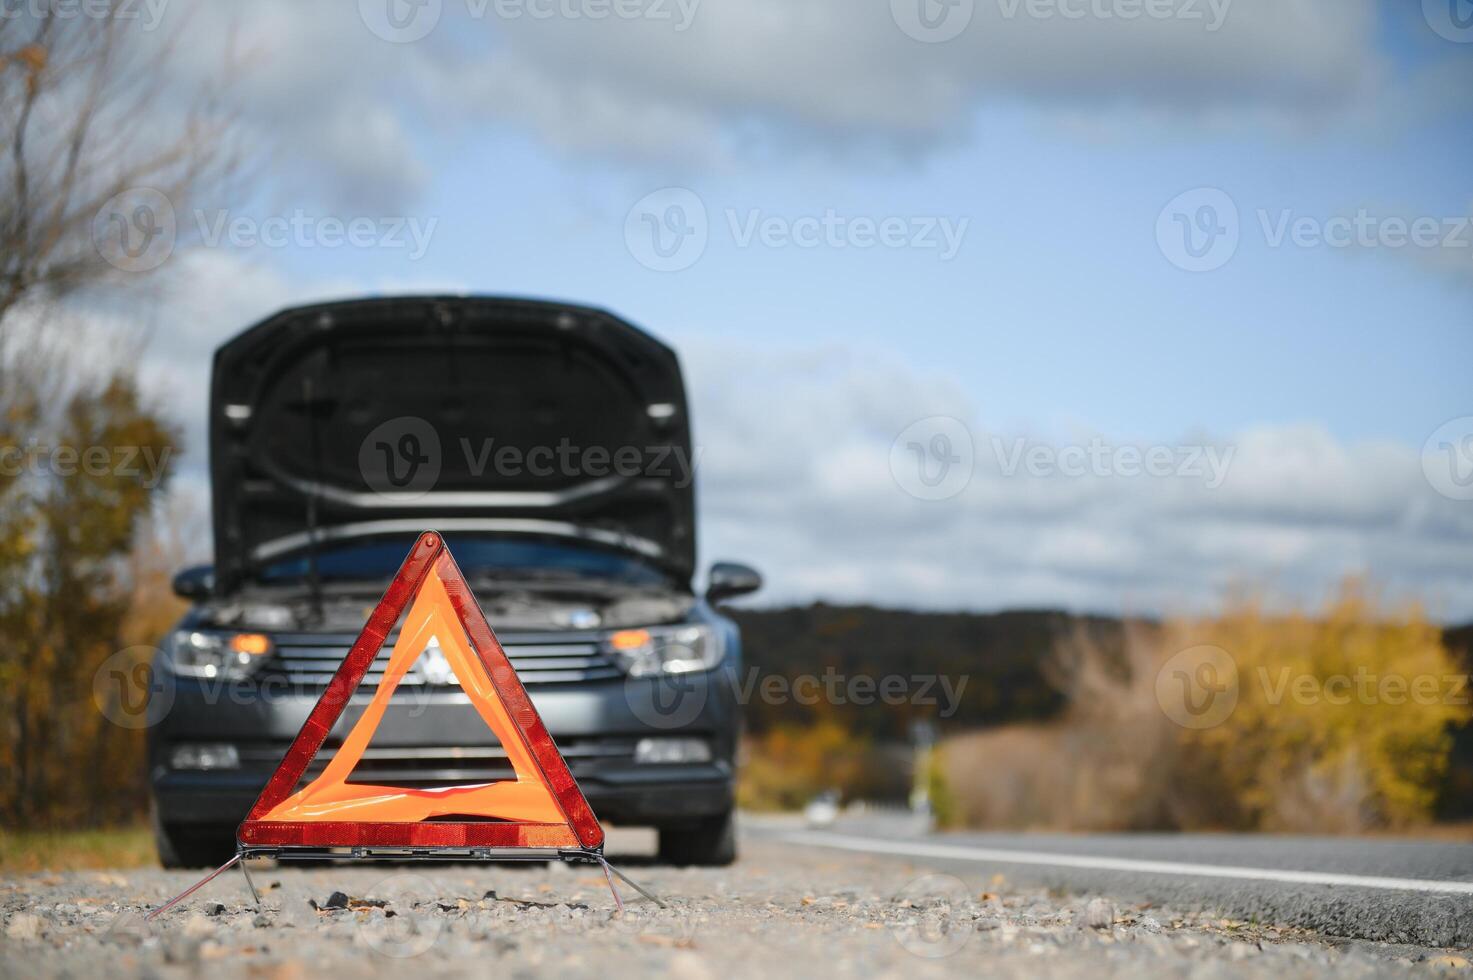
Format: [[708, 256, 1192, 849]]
[[784, 831, 1473, 896]]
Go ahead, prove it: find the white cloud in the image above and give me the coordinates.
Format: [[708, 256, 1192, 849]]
[[684, 340, 1473, 619], [126, 0, 1395, 183], [87, 273, 1472, 619], [127, 3, 436, 210], [430, 0, 1384, 163]]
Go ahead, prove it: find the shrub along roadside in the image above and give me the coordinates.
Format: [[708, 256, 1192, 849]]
[[941, 580, 1470, 833], [0, 343, 184, 830]]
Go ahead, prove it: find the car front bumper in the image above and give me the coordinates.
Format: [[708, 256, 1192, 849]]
[[149, 670, 738, 832]]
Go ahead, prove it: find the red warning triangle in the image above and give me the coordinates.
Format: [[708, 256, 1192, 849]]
[[238, 531, 604, 852]]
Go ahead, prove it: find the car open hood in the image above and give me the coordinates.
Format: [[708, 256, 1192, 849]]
[[209, 297, 696, 594]]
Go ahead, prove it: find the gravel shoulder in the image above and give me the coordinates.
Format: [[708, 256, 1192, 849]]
[[771, 820, 1473, 948], [2, 830, 1470, 979]]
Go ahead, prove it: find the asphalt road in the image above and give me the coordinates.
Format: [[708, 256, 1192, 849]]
[[764, 816, 1473, 948], [4, 823, 1471, 978]]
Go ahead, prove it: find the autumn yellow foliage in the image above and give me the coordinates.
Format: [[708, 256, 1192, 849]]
[[738, 721, 874, 811], [0, 343, 185, 829], [1171, 582, 1466, 831], [943, 581, 1469, 833]]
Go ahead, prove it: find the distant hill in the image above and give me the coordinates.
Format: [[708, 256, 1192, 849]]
[[726, 604, 1473, 818], [1441, 623, 1473, 818], [725, 603, 1138, 738], [1447, 623, 1473, 661]]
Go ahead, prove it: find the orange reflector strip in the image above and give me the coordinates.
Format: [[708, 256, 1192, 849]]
[[608, 629, 651, 651], [231, 633, 272, 656]]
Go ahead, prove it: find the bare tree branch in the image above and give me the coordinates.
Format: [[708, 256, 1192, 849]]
[[0, 1, 242, 326]]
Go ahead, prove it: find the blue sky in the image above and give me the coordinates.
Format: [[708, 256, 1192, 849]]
[[112, 0, 1473, 617], [226, 3, 1471, 447]]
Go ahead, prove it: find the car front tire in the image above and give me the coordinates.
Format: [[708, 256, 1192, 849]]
[[657, 810, 737, 866], [151, 803, 236, 869]]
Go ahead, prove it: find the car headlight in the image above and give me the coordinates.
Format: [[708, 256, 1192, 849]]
[[605, 625, 722, 677], [169, 743, 241, 771], [162, 630, 273, 680]]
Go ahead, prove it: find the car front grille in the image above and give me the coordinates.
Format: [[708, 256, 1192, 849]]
[[264, 630, 623, 687], [236, 739, 635, 785]]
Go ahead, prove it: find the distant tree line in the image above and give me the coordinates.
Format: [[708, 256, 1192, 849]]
[[0, 5, 237, 829], [727, 604, 1473, 820]]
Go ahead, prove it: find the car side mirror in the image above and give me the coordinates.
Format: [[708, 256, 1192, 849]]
[[706, 562, 762, 604], [172, 565, 216, 601]]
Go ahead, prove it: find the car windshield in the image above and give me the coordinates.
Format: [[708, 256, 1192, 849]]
[[255, 534, 668, 587]]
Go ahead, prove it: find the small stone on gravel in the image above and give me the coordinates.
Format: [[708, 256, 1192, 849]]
[[6, 912, 43, 940], [1077, 898, 1115, 930], [312, 891, 352, 911]]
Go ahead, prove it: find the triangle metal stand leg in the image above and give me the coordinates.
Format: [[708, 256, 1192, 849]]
[[145, 848, 664, 920], [145, 853, 243, 922], [238, 853, 263, 907], [598, 854, 624, 913], [146, 850, 262, 922], [594, 854, 666, 910]]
